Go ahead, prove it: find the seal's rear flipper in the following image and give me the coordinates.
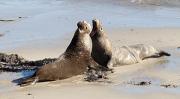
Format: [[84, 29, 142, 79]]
[[159, 51, 171, 57], [142, 51, 171, 60], [18, 76, 38, 87]]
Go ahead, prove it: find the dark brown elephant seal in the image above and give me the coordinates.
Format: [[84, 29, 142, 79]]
[[19, 21, 93, 86], [90, 19, 112, 69]]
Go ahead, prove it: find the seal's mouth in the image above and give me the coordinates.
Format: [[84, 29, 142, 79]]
[[86, 21, 92, 34], [90, 19, 98, 37], [81, 21, 92, 34], [90, 31, 96, 37]]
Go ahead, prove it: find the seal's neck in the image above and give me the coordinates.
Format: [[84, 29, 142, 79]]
[[66, 30, 80, 52], [65, 29, 92, 53], [92, 28, 105, 38], [81, 33, 92, 53]]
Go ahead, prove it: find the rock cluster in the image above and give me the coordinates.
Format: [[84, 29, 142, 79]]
[[0, 53, 56, 72]]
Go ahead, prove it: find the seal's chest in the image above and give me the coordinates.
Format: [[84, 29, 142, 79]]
[[82, 34, 92, 52]]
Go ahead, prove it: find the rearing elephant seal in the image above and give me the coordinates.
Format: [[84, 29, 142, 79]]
[[19, 21, 93, 86], [90, 19, 112, 69]]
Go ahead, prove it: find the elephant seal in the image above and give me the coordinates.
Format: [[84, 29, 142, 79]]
[[111, 44, 170, 67], [90, 19, 112, 69], [19, 21, 93, 86]]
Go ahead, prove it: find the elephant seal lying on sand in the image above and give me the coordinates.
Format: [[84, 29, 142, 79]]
[[19, 21, 94, 86], [110, 44, 170, 67]]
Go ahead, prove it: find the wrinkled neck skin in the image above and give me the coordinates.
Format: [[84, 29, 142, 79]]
[[66, 29, 92, 55]]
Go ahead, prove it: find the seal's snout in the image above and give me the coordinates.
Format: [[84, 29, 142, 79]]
[[77, 21, 83, 29], [82, 20, 87, 24], [92, 19, 97, 27], [92, 19, 100, 26], [83, 21, 91, 31], [77, 20, 91, 34], [91, 19, 101, 37]]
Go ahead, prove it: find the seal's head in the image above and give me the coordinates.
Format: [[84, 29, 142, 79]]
[[77, 20, 91, 34], [66, 20, 92, 53], [90, 19, 103, 37]]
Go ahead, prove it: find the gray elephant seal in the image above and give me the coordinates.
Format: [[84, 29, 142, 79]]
[[19, 21, 93, 86], [90, 19, 112, 69], [111, 44, 170, 67]]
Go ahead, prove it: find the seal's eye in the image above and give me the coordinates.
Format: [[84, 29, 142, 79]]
[[86, 26, 88, 30], [100, 27, 103, 30]]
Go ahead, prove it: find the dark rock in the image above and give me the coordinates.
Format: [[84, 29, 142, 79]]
[[161, 84, 178, 88], [137, 81, 151, 86], [178, 47, 180, 49], [0, 53, 57, 72], [19, 58, 56, 67], [0, 19, 15, 22], [0, 17, 27, 23], [0, 64, 38, 72], [84, 66, 111, 82], [18, 17, 27, 19], [27, 93, 32, 95], [0, 53, 26, 64], [127, 81, 152, 86]]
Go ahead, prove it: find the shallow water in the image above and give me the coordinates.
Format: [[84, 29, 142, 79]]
[[0, 0, 180, 51], [113, 49, 180, 93], [0, 71, 35, 92]]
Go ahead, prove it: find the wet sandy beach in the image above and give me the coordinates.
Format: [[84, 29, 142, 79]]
[[0, 0, 180, 99]]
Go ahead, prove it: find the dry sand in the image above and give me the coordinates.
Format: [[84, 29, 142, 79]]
[[1, 27, 180, 99]]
